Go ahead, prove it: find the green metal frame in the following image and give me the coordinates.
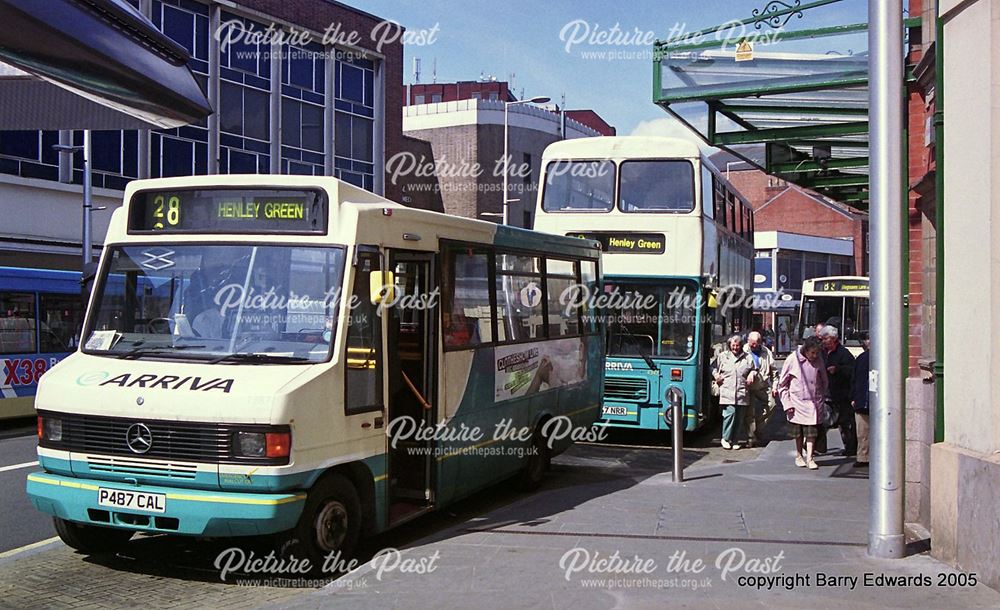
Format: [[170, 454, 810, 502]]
[[770, 157, 869, 173], [652, 0, 925, 209], [711, 121, 869, 146]]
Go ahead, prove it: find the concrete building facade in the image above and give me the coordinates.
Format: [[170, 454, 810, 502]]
[[400, 100, 602, 227]]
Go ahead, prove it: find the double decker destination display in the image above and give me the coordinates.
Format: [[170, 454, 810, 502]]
[[129, 188, 326, 234], [568, 232, 666, 254]]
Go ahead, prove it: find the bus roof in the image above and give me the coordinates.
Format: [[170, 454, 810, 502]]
[[112, 175, 600, 257], [123, 174, 399, 208], [541, 136, 701, 161], [0, 266, 81, 293]]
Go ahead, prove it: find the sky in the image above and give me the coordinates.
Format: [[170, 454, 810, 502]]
[[350, 0, 869, 138]]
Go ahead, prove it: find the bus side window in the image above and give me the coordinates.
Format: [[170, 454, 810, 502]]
[[345, 252, 383, 414], [726, 191, 737, 231], [0, 292, 37, 355], [442, 245, 493, 349], [713, 177, 726, 225], [39, 293, 84, 352], [701, 166, 714, 219], [495, 252, 544, 342], [580, 260, 598, 334], [545, 258, 579, 337]]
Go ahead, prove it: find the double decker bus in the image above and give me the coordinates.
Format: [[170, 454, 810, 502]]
[[534, 136, 754, 432], [1, 267, 85, 419], [26, 175, 603, 562], [798, 276, 870, 356]]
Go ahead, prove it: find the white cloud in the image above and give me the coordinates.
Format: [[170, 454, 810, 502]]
[[628, 116, 715, 154]]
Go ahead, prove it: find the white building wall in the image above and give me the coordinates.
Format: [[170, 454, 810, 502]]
[[932, 0, 1000, 590], [0, 175, 120, 259]]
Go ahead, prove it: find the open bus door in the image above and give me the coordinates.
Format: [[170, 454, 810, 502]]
[[384, 250, 437, 525]]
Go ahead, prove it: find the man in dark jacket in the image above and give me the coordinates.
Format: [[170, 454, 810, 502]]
[[819, 326, 856, 456], [851, 334, 871, 467]]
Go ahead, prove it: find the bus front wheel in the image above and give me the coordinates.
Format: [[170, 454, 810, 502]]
[[518, 427, 551, 491], [53, 517, 133, 554], [287, 473, 361, 568]]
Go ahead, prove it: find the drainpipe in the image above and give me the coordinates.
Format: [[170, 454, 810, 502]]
[[934, 7, 945, 444]]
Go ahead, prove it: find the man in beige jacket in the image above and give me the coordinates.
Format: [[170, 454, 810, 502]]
[[743, 331, 777, 447]]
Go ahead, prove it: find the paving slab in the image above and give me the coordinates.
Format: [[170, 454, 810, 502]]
[[271, 434, 1000, 610]]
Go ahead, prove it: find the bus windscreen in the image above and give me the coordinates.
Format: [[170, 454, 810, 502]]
[[129, 188, 326, 234]]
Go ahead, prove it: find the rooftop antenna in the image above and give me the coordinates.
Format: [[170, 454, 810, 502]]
[[413, 57, 421, 84], [432, 58, 437, 83]]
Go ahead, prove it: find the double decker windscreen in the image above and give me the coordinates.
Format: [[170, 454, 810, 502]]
[[129, 188, 326, 234]]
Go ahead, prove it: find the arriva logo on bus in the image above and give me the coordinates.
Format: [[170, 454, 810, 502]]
[[76, 371, 235, 393]]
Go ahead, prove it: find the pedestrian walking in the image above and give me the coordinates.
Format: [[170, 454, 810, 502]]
[[743, 331, 777, 447], [819, 326, 857, 457], [851, 333, 871, 467], [712, 335, 753, 450], [777, 336, 829, 470]]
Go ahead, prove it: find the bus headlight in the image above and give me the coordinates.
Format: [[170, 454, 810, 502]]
[[235, 430, 291, 459], [237, 432, 266, 457], [39, 416, 63, 442]]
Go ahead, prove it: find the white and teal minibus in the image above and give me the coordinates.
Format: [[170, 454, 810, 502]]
[[26, 175, 603, 563], [534, 136, 754, 432]]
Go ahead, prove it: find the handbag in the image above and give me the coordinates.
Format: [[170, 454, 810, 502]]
[[822, 399, 839, 428]]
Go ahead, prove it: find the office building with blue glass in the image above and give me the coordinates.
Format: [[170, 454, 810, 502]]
[[0, 0, 403, 269]]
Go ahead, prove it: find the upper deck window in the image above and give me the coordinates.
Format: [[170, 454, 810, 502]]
[[618, 160, 695, 213], [541, 160, 615, 212]]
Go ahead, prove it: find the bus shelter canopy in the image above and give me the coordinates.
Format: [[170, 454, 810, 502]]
[[0, 0, 212, 130], [653, 0, 916, 208]]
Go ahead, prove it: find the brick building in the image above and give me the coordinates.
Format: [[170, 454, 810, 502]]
[[0, 0, 405, 269], [563, 110, 616, 136], [724, 164, 869, 277], [408, 80, 515, 105]]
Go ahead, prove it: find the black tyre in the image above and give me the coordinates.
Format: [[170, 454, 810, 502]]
[[518, 426, 551, 491], [284, 474, 362, 571], [53, 518, 133, 553]]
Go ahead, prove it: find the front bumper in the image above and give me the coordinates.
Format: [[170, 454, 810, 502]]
[[27, 472, 305, 537]]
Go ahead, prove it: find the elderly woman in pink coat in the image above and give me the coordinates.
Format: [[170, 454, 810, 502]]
[[777, 336, 829, 470]]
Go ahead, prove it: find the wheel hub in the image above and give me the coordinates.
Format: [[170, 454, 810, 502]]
[[314, 500, 349, 552]]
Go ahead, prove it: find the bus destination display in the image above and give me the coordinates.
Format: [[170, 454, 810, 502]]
[[568, 232, 665, 254], [814, 279, 869, 293], [129, 189, 325, 234]]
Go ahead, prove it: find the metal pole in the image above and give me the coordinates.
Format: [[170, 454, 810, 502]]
[[82, 129, 93, 267], [668, 387, 684, 483], [868, 0, 905, 559], [502, 102, 509, 225]]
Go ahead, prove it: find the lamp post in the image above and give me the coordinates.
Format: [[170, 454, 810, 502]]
[[53, 131, 94, 270], [54, 131, 98, 305], [867, 0, 905, 559], [503, 96, 550, 225]]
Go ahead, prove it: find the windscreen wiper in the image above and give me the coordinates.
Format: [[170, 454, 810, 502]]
[[614, 319, 657, 371], [116, 344, 206, 359], [207, 352, 313, 365]]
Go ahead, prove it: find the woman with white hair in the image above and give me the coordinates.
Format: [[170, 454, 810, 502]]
[[778, 336, 829, 469], [712, 334, 753, 449]]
